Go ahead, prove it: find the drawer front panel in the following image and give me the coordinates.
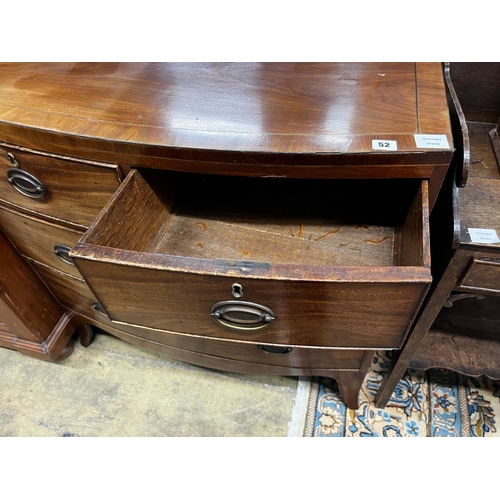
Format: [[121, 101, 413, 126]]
[[0, 145, 121, 227], [104, 320, 367, 370], [29, 262, 109, 325], [458, 258, 500, 294], [29, 261, 367, 370], [0, 205, 83, 278], [74, 260, 427, 349]]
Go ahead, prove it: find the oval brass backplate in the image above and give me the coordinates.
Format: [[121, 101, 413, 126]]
[[7, 168, 47, 199], [53, 244, 75, 265], [211, 300, 275, 331]]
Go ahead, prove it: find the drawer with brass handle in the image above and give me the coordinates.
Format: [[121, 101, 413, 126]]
[[0, 204, 83, 279], [28, 260, 112, 325], [72, 169, 432, 350], [0, 143, 122, 228]]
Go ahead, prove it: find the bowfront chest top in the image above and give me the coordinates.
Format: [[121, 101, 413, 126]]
[[0, 63, 454, 409]]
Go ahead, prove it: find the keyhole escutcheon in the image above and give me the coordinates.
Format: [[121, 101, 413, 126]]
[[231, 283, 243, 298]]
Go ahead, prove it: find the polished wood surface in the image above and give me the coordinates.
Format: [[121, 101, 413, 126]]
[[0, 63, 456, 409], [29, 260, 109, 324], [0, 204, 83, 278], [0, 143, 122, 228], [0, 63, 452, 156], [73, 258, 430, 349], [31, 260, 367, 369], [0, 228, 76, 360], [0, 228, 62, 341], [0, 63, 454, 216], [30, 259, 373, 407]]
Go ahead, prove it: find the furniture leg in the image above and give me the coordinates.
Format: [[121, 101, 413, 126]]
[[78, 323, 95, 347], [335, 372, 365, 410]]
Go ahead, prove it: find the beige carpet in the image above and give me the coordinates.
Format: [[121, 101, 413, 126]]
[[0, 332, 310, 437]]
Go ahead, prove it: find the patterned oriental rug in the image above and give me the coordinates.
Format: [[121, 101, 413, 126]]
[[304, 352, 500, 437]]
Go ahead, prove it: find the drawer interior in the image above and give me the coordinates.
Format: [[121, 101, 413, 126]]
[[81, 169, 430, 275]]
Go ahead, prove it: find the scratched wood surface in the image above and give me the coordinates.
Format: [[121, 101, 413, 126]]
[[152, 174, 403, 268]]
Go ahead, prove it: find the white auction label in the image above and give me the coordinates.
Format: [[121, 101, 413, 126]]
[[372, 139, 398, 151], [468, 228, 500, 244], [414, 134, 450, 148]]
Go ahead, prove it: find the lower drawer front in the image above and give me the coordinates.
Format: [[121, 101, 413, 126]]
[[105, 324, 367, 370], [73, 260, 427, 349], [457, 257, 500, 294], [29, 261, 109, 325], [30, 261, 367, 370], [0, 204, 83, 279]]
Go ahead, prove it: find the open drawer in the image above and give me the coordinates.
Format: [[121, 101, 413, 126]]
[[71, 169, 431, 349]]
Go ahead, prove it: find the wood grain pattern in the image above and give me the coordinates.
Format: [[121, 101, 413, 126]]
[[28, 260, 109, 324], [410, 327, 500, 379], [0, 63, 452, 155], [450, 63, 500, 123], [376, 64, 500, 408], [0, 143, 122, 227], [77, 169, 431, 273], [0, 63, 455, 409], [30, 260, 367, 369], [0, 228, 76, 359], [457, 257, 500, 294], [0, 204, 83, 278], [71, 168, 431, 349], [0, 63, 454, 215], [398, 180, 430, 267], [73, 258, 429, 349], [458, 178, 500, 244], [0, 228, 63, 342], [465, 122, 500, 180]]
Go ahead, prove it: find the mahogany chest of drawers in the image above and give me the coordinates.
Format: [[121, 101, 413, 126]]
[[0, 63, 454, 408]]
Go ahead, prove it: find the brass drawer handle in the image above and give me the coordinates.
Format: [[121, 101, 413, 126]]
[[92, 301, 107, 316], [211, 300, 275, 331], [7, 168, 47, 199], [53, 244, 75, 265], [443, 293, 486, 307], [258, 345, 292, 355], [7, 152, 19, 167]]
